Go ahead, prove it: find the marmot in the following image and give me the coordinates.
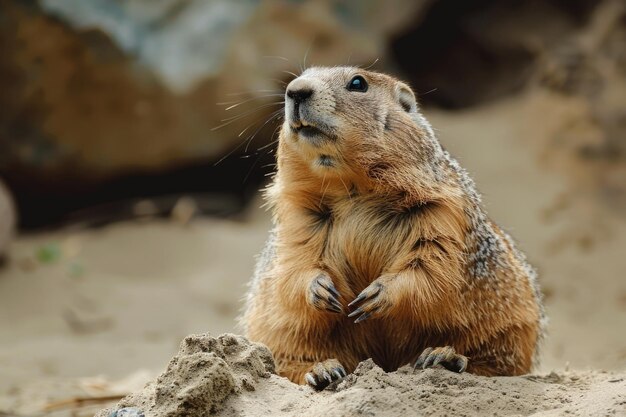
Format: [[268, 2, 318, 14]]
[[242, 67, 546, 390]]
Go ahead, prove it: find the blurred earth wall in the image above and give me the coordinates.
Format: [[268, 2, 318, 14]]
[[0, 0, 624, 227]]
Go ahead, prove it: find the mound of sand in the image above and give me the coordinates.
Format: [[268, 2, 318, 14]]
[[96, 334, 274, 416], [97, 333, 625, 417]]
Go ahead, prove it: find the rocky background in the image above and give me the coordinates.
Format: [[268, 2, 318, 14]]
[[1, 0, 623, 228]]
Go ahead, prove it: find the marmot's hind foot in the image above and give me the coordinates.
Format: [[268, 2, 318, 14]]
[[305, 359, 346, 390], [414, 346, 468, 373]]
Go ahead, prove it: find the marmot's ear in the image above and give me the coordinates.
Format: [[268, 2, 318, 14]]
[[395, 82, 417, 113]]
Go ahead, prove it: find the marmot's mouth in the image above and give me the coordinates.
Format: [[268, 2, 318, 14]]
[[295, 125, 325, 138], [289, 120, 336, 143]]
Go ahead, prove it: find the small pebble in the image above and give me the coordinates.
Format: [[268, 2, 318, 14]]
[[0, 179, 16, 258], [133, 199, 159, 218], [171, 196, 197, 226], [109, 407, 145, 417]]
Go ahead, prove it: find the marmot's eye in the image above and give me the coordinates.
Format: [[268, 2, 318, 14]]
[[347, 75, 368, 92]]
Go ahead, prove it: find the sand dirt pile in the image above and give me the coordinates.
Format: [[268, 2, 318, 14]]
[[96, 334, 275, 417], [97, 333, 626, 417]]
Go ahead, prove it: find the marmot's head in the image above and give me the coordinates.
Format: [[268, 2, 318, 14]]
[[280, 67, 442, 188]]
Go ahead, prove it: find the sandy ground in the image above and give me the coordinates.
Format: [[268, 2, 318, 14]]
[[94, 334, 626, 417], [1, 90, 625, 416]]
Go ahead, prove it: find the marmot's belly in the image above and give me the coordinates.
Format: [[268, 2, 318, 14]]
[[327, 313, 438, 372]]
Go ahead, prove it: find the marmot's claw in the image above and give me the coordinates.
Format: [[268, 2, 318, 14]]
[[413, 346, 468, 373], [322, 281, 341, 299], [347, 306, 364, 317], [347, 307, 375, 323], [305, 373, 316, 386], [331, 368, 346, 379], [321, 369, 333, 383], [308, 274, 343, 314], [348, 281, 385, 323], [306, 359, 346, 390], [348, 292, 367, 308], [353, 311, 372, 323]]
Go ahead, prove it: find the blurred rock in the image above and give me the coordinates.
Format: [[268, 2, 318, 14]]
[[170, 196, 197, 226], [0, 179, 16, 257], [0, 0, 429, 182], [40, 0, 259, 93], [40, 0, 433, 93]]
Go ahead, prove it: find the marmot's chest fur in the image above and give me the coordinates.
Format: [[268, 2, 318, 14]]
[[312, 195, 426, 292]]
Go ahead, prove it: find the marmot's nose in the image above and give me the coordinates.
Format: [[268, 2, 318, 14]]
[[286, 87, 313, 104]]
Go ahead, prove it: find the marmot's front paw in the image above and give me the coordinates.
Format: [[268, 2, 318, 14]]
[[347, 276, 392, 323], [307, 273, 343, 313], [413, 346, 468, 373], [305, 359, 347, 390]]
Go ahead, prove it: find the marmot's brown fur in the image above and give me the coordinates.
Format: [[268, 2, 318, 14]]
[[242, 67, 546, 390]]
